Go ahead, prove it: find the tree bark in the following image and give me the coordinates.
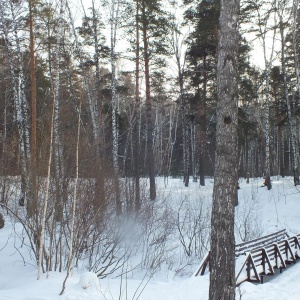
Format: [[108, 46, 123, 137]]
[[134, 0, 141, 211], [292, 0, 300, 110], [199, 57, 207, 186], [209, 0, 240, 299], [29, 0, 37, 218], [110, 0, 122, 214], [256, 0, 278, 190], [3, 1, 31, 205], [141, 0, 156, 200], [279, 17, 299, 186]]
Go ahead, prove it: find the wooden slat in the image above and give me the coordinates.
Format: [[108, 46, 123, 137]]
[[235, 229, 287, 257], [262, 248, 274, 275], [235, 229, 287, 248]]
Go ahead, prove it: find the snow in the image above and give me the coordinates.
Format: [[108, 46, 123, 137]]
[[1, 176, 300, 299]]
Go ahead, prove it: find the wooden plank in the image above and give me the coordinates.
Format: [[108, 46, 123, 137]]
[[284, 240, 296, 263], [235, 229, 287, 257], [235, 229, 286, 249], [273, 243, 286, 269], [236, 253, 250, 284], [246, 253, 260, 282], [262, 248, 274, 275], [289, 236, 300, 252]]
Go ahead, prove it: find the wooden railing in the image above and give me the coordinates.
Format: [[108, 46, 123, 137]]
[[235, 229, 288, 257], [195, 230, 300, 285]]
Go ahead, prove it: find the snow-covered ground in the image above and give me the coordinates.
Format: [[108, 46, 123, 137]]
[[1, 176, 300, 300]]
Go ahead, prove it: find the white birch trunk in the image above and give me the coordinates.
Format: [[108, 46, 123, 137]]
[[0, 4, 26, 173], [110, 0, 120, 174], [110, 0, 122, 214], [170, 7, 189, 186], [8, 1, 31, 166], [52, 0, 65, 183], [1, 1, 31, 203], [256, 0, 277, 190], [279, 14, 299, 185], [60, 103, 81, 295], [66, 0, 101, 157], [292, 0, 300, 109], [37, 87, 56, 280], [166, 105, 178, 179]]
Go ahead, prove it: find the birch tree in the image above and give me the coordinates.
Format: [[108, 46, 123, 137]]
[[277, 0, 299, 185], [60, 101, 81, 295], [51, 0, 66, 221], [209, 0, 240, 298], [29, 0, 37, 218], [251, 0, 278, 189], [71, 0, 107, 209], [109, 0, 122, 214], [0, 0, 31, 206], [292, 0, 300, 109], [170, 11, 190, 186]]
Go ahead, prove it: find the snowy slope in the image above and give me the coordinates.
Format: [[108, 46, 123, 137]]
[[1, 176, 300, 300]]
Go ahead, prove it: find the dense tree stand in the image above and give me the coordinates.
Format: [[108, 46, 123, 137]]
[[208, 0, 240, 299]]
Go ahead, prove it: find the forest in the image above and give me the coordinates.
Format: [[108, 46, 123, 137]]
[[0, 0, 300, 295]]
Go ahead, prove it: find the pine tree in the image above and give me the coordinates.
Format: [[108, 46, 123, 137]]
[[185, 0, 219, 186], [139, 0, 170, 200]]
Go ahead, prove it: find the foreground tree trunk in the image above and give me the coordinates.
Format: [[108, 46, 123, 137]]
[[209, 0, 240, 299]]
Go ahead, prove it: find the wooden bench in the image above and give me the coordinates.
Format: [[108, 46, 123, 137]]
[[195, 229, 300, 285]]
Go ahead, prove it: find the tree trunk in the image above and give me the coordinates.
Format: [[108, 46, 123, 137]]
[[51, 0, 65, 221], [29, 0, 37, 219], [142, 0, 156, 200], [134, 0, 141, 211], [209, 0, 240, 299], [183, 108, 189, 187], [37, 82, 56, 280], [279, 19, 299, 185], [4, 1, 31, 205], [110, 0, 122, 214], [199, 57, 207, 186], [0, 6, 27, 202], [60, 101, 81, 295], [292, 0, 300, 110], [256, 0, 278, 190], [191, 120, 197, 182]]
